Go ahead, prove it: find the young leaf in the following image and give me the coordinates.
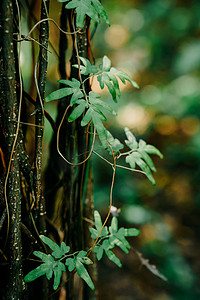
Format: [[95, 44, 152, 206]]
[[53, 261, 66, 290], [64, 0, 110, 29], [68, 101, 87, 122], [73, 57, 98, 75]]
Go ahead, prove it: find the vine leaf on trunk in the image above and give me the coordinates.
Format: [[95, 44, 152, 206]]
[[59, 0, 110, 28]]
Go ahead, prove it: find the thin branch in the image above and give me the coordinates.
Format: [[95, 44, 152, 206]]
[[56, 105, 96, 166]]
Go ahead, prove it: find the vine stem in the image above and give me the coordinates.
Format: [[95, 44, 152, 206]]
[[92, 150, 146, 175], [87, 149, 116, 256], [15, 17, 82, 44], [56, 105, 96, 166]]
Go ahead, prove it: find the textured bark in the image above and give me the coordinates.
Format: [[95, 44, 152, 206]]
[[0, 0, 23, 298], [33, 0, 49, 235]]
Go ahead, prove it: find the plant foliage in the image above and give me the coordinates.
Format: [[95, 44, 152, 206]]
[[24, 211, 140, 290], [58, 0, 110, 28]]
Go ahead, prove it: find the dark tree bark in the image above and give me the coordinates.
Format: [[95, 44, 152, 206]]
[[0, 1, 97, 299], [0, 0, 23, 298]]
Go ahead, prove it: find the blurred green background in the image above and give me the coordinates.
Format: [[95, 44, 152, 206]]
[[91, 0, 200, 299], [20, 0, 200, 299]]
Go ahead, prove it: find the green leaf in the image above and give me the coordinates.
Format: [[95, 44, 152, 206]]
[[91, 0, 110, 26], [91, 111, 107, 148], [46, 78, 83, 104], [124, 228, 141, 237], [81, 107, 93, 127], [105, 250, 122, 267], [53, 261, 66, 290], [65, 258, 76, 272], [109, 216, 118, 234], [89, 98, 116, 116], [97, 57, 139, 102], [139, 141, 163, 159], [126, 152, 156, 184], [115, 228, 131, 249], [46, 266, 54, 280], [33, 251, 55, 263], [93, 210, 108, 236], [138, 149, 156, 172], [39, 236, 70, 259], [73, 57, 98, 75], [77, 250, 93, 265], [75, 259, 94, 290], [102, 55, 111, 72], [94, 210, 102, 230], [93, 246, 104, 261], [108, 236, 129, 254], [45, 87, 73, 102], [106, 131, 124, 153], [40, 235, 64, 259], [124, 127, 138, 150], [110, 67, 139, 89], [61, 242, 70, 254], [68, 101, 87, 122], [64, 0, 109, 28], [97, 73, 118, 102], [24, 263, 50, 282]]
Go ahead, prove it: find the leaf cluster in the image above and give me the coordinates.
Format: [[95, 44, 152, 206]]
[[24, 211, 140, 291], [124, 128, 163, 184], [24, 235, 94, 290], [90, 211, 140, 267]]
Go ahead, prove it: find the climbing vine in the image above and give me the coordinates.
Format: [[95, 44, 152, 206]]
[[23, 0, 163, 294]]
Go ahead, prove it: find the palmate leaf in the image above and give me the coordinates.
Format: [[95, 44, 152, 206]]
[[124, 128, 163, 184], [91, 212, 140, 268], [126, 151, 156, 184], [66, 251, 94, 290], [40, 235, 70, 259], [45, 78, 83, 105], [97, 56, 139, 102], [89, 210, 108, 238], [62, 0, 110, 28]]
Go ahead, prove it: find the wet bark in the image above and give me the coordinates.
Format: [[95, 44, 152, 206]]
[[0, 0, 23, 298]]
